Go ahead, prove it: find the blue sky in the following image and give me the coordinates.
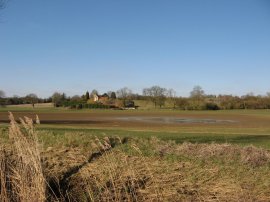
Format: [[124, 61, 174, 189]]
[[0, 0, 270, 98]]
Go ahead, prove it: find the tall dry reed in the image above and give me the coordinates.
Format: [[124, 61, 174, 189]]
[[0, 112, 45, 202]]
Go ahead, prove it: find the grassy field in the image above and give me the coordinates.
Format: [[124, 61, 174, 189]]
[[1, 107, 270, 201], [1, 106, 270, 148]]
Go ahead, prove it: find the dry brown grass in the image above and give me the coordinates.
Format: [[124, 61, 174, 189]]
[[0, 146, 10, 202], [0, 112, 45, 202], [66, 142, 163, 202], [41, 137, 270, 201], [151, 137, 270, 167]]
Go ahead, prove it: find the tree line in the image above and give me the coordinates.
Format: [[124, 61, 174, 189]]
[[1, 86, 270, 110]]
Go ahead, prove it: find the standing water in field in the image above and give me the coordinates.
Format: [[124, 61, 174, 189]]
[[116, 117, 237, 124]]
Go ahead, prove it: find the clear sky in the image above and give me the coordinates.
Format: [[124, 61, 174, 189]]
[[0, 0, 270, 98]]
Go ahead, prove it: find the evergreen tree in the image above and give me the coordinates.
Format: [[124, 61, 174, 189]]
[[110, 92, 117, 99], [86, 91, 90, 100]]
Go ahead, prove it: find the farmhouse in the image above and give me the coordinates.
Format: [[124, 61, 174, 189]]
[[93, 93, 109, 103], [92, 93, 137, 109]]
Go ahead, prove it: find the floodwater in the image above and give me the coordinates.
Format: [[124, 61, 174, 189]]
[[116, 117, 237, 124]]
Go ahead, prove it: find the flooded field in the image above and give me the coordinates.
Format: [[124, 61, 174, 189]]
[[116, 116, 237, 124], [0, 110, 269, 134]]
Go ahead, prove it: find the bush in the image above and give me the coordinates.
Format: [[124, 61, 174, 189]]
[[76, 104, 83, 109], [204, 103, 220, 110]]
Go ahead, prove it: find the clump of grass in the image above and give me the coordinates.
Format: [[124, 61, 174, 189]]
[[66, 141, 162, 201], [0, 112, 45, 201], [240, 145, 270, 167], [150, 136, 270, 167]]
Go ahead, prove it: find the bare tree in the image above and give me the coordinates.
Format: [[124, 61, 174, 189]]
[[0, 0, 7, 10], [189, 86, 205, 110], [0, 1, 4, 9], [167, 88, 177, 108], [25, 93, 38, 108], [190, 85, 205, 98], [143, 86, 167, 108], [116, 87, 132, 100], [51, 92, 62, 107]]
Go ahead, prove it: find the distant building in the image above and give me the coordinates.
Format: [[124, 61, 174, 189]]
[[93, 93, 109, 103], [93, 94, 99, 102]]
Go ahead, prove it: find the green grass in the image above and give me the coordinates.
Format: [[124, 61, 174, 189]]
[[0, 106, 55, 112], [33, 127, 270, 149]]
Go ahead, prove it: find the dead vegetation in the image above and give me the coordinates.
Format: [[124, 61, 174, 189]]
[[1, 113, 270, 201], [150, 137, 270, 167], [0, 112, 45, 201]]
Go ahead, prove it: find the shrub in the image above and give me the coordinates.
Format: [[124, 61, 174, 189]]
[[76, 104, 83, 109], [204, 102, 220, 110]]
